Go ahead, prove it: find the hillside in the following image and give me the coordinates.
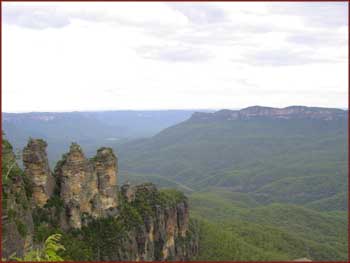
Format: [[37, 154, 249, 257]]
[[190, 190, 348, 261], [118, 106, 348, 209], [114, 105, 348, 261]]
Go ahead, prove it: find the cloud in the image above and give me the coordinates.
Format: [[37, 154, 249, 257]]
[[2, 2, 348, 111], [240, 48, 341, 66], [268, 2, 348, 28], [235, 78, 259, 88], [136, 45, 212, 62], [3, 5, 70, 29], [168, 3, 227, 24], [2, 3, 189, 30], [286, 30, 347, 47]]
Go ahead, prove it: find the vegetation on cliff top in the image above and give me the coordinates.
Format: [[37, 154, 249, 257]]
[[29, 183, 189, 261]]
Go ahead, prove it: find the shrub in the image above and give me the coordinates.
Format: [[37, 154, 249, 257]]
[[11, 234, 65, 261]]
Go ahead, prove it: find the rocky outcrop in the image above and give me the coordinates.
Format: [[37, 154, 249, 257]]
[[2, 137, 34, 259], [2, 138, 198, 261], [22, 138, 55, 207], [55, 143, 119, 229], [52, 146, 198, 261], [190, 106, 347, 122], [114, 183, 198, 261], [93, 147, 118, 217], [120, 182, 136, 203], [55, 143, 99, 228]]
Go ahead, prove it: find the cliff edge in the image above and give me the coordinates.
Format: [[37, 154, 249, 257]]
[[1, 137, 198, 261]]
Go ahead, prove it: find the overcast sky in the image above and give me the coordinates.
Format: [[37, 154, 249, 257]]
[[2, 2, 348, 112]]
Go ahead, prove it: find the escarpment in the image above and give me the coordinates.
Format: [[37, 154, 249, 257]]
[[102, 183, 198, 261], [2, 137, 34, 259], [190, 105, 347, 122], [2, 137, 198, 261]]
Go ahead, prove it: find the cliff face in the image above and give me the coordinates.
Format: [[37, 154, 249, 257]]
[[2, 138, 197, 261], [190, 106, 347, 122], [114, 183, 198, 261], [2, 138, 34, 259]]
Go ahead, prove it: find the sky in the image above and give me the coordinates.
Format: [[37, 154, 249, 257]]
[[2, 1, 348, 112]]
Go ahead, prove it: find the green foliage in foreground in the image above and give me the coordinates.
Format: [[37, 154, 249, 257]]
[[11, 234, 65, 262]]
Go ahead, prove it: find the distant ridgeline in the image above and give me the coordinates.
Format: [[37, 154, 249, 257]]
[[190, 106, 347, 121], [2, 110, 201, 164], [1, 137, 198, 261]]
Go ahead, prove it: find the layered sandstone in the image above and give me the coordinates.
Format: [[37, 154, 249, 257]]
[[22, 138, 54, 207], [93, 147, 118, 216], [116, 183, 198, 261], [55, 143, 98, 228], [55, 143, 119, 228]]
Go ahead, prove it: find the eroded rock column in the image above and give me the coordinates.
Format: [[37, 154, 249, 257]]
[[55, 144, 120, 228], [93, 147, 119, 217], [22, 138, 54, 207], [55, 143, 98, 228]]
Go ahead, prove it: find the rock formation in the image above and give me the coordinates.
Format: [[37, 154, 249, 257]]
[[121, 182, 136, 203], [2, 138, 198, 261], [55, 143, 119, 229], [93, 147, 119, 217], [2, 137, 34, 259], [55, 143, 98, 228], [22, 138, 55, 207], [115, 183, 198, 261]]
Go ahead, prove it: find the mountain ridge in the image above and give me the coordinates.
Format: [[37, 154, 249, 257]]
[[190, 105, 347, 122], [118, 106, 347, 207]]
